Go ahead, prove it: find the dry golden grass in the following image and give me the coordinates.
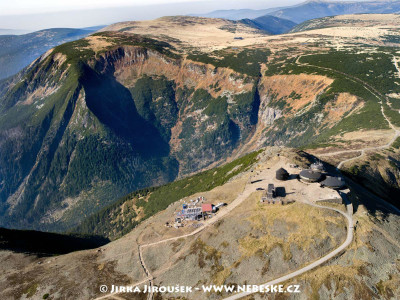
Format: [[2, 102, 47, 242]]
[[376, 274, 400, 299], [101, 16, 268, 52], [322, 93, 363, 128], [294, 259, 376, 300], [234, 192, 346, 261], [259, 74, 333, 115], [315, 201, 347, 212]]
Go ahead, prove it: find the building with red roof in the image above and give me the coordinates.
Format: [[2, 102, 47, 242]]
[[201, 203, 213, 213]]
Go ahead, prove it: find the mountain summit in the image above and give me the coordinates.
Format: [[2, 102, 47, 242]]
[[1, 14, 400, 232], [195, 0, 400, 24]]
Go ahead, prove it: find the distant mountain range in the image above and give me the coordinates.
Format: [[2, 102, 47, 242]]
[[0, 26, 103, 80], [194, 0, 400, 24], [269, 0, 400, 23], [240, 15, 297, 35], [3, 1, 400, 81], [1, 5, 400, 300], [189, 7, 284, 20]]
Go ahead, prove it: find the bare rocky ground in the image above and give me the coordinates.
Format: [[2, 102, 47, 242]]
[[1, 13, 400, 299], [147, 198, 346, 299], [3, 148, 398, 300], [258, 181, 400, 300], [0, 167, 251, 300]]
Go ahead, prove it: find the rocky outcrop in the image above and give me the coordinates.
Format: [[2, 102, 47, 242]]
[[260, 106, 283, 125], [0, 43, 259, 231]]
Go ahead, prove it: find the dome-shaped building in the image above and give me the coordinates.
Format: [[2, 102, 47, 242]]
[[299, 169, 322, 183], [321, 176, 345, 190], [276, 168, 289, 181]]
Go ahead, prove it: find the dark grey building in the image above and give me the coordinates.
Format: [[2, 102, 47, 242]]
[[276, 168, 289, 181], [299, 169, 322, 183], [321, 176, 345, 190]]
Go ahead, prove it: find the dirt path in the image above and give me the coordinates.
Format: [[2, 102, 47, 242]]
[[137, 177, 354, 300], [296, 55, 400, 168], [393, 56, 400, 79], [93, 55, 400, 300], [223, 200, 353, 300], [93, 177, 255, 300], [95, 167, 354, 300], [136, 186, 255, 300], [331, 103, 400, 168]]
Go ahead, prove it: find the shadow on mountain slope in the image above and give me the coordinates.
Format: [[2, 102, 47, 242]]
[[0, 227, 109, 256], [81, 64, 171, 159]]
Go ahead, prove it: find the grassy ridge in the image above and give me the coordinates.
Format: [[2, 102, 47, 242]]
[[300, 50, 400, 95], [0, 33, 264, 232], [188, 48, 270, 76], [262, 50, 392, 147], [298, 50, 400, 128], [53, 31, 181, 66]]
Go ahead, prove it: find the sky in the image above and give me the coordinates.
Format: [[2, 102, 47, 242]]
[[0, 0, 303, 30], [0, 0, 312, 15], [1, 0, 203, 15], [0, 0, 371, 31]]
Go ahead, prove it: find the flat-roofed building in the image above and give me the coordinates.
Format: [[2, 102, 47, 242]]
[[321, 176, 345, 190], [267, 184, 275, 199], [299, 169, 322, 183]]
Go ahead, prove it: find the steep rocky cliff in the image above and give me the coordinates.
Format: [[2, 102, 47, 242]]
[[0, 33, 262, 231], [1, 17, 398, 231]]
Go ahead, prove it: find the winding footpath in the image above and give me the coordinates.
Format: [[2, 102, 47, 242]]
[[323, 102, 400, 169], [94, 56, 400, 300], [296, 55, 400, 169], [223, 200, 353, 300], [107, 186, 256, 300], [95, 175, 354, 300], [137, 179, 354, 300]]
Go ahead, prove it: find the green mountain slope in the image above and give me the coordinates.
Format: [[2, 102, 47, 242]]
[[0, 35, 181, 231], [73, 150, 260, 239], [2, 147, 399, 300], [1, 13, 400, 300], [0, 31, 265, 231], [1, 15, 400, 232]]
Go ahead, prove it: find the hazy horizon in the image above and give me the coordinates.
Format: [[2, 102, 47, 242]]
[[0, 0, 373, 32]]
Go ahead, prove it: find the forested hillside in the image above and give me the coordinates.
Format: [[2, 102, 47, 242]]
[[73, 150, 260, 239], [1, 15, 400, 233]]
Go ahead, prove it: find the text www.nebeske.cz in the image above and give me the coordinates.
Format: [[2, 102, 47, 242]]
[[104, 284, 301, 294]]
